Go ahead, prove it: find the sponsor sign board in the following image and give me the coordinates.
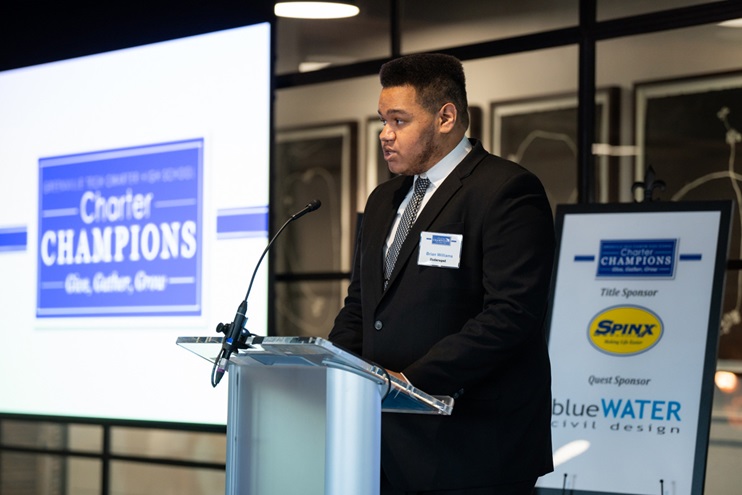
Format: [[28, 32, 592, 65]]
[[537, 202, 731, 495]]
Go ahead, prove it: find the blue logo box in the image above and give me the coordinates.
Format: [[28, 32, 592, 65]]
[[597, 239, 676, 278], [432, 235, 451, 246], [37, 139, 203, 317]]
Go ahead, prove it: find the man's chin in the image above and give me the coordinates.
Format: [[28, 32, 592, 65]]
[[386, 161, 408, 176]]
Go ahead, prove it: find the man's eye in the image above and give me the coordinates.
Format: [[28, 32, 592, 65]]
[[395, 119, 404, 125]]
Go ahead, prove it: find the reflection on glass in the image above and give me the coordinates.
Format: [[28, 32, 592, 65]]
[[598, 0, 717, 21], [111, 463, 225, 495], [401, 0, 578, 53], [491, 88, 619, 209], [275, 1, 391, 74], [275, 280, 345, 337], [274, 123, 357, 275]]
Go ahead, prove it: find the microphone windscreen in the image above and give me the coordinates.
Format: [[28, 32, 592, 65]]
[[307, 199, 321, 212]]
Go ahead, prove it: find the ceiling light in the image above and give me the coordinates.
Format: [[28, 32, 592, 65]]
[[275, 2, 360, 19]]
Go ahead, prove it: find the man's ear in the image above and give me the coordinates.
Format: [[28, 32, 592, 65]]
[[438, 102, 458, 133]]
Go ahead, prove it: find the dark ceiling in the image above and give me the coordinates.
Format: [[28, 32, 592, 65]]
[[0, 1, 276, 71]]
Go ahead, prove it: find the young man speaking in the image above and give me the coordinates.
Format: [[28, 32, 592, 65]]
[[330, 53, 555, 495]]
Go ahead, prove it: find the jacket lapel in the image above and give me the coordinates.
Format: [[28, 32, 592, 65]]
[[382, 140, 487, 293]]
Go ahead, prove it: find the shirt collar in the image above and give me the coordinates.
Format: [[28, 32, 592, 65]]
[[418, 136, 472, 187]]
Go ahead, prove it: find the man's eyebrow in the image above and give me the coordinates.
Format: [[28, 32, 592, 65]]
[[378, 108, 411, 117]]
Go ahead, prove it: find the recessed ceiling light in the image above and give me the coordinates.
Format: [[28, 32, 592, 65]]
[[275, 2, 360, 19]]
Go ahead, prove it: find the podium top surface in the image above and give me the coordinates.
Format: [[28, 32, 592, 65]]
[[177, 335, 453, 416]]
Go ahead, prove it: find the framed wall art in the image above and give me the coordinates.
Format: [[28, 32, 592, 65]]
[[365, 117, 390, 193], [491, 88, 620, 211], [635, 70, 742, 360], [274, 122, 358, 336]]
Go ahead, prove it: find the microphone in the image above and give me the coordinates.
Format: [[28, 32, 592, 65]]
[[211, 199, 322, 387], [291, 199, 321, 220]]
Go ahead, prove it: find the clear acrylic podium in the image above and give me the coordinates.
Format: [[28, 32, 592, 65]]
[[177, 335, 453, 495]]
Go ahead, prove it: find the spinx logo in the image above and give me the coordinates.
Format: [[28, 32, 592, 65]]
[[594, 321, 656, 337], [588, 305, 663, 356]]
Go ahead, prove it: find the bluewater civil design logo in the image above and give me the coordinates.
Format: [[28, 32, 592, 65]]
[[36, 139, 203, 317]]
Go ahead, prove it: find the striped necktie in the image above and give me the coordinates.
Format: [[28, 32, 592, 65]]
[[383, 176, 430, 289]]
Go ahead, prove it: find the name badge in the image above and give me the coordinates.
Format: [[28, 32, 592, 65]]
[[418, 232, 463, 268]]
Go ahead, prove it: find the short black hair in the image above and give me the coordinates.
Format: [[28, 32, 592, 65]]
[[379, 53, 470, 129]]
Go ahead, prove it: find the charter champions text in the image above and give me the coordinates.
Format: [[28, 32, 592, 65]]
[[40, 188, 197, 266]]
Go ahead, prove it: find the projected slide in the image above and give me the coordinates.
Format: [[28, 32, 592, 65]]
[[38, 139, 204, 317], [0, 23, 271, 424]]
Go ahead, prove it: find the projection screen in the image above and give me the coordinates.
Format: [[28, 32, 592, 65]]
[[0, 21, 272, 425]]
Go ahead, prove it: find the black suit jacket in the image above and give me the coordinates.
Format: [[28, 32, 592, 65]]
[[329, 139, 555, 491]]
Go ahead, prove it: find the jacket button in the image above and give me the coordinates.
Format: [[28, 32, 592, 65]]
[[374, 320, 383, 331]]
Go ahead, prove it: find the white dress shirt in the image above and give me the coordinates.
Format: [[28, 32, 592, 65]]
[[384, 137, 472, 256]]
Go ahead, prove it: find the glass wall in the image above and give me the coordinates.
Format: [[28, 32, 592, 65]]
[[272, 3, 742, 495], [595, 24, 742, 493], [0, 421, 225, 494], [400, 0, 578, 53], [273, 46, 580, 337], [275, 0, 579, 75], [275, 0, 392, 74], [597, 22, 742, 348], [598, 0, 718, 21]]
